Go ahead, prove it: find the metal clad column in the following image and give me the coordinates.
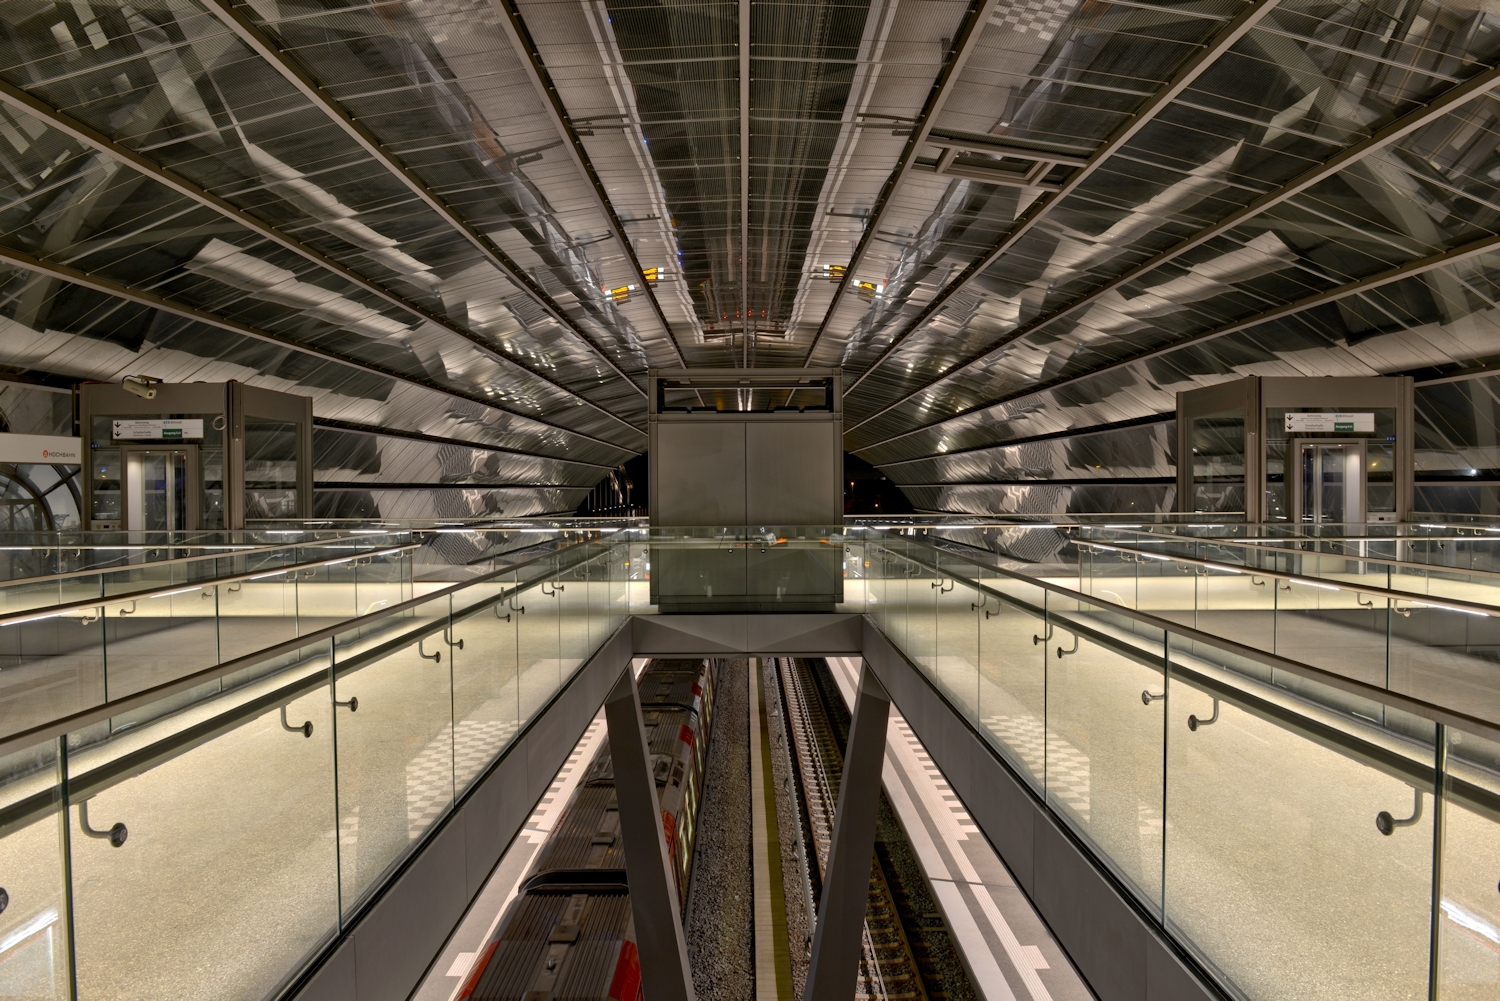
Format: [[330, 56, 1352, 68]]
[[803, 662, 891, 1000], [603, 665, 696, 1001]]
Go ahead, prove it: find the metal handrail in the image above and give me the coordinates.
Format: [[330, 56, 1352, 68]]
[[880, 533, 1500, 747], [1079, 540, 1500, 618], [0, 533, 624, 761], [0, 532, 416, 588], [1092, 532, 1500, 581]]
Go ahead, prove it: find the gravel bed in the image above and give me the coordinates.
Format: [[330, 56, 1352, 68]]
[[762, 658, 813, 998], [686, 658, 753, 1001]]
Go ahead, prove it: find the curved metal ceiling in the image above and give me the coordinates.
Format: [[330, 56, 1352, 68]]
[[1, 0, 1499, 514]]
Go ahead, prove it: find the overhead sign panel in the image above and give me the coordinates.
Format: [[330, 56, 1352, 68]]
[[0, 434, 82, 464], [112, 419, 204, 441], [1284, 412, 1374, 434]]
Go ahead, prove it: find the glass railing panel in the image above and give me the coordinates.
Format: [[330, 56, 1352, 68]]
[[558, 553, 592, 678], [1272, 580, 1391, 689], [1439, 725, 1500, 998], [214, 553, 299, 665], [0, 738, 68, 1001], [1081, 545, 1139, 610], [517, 556, 562, 727], [331, 602, 456, 917], [974, 578, 1047, 794], [449, 590, 521, 797], [1133, 557, 1195, 627], [1193, 565, 1276, 654], [99, 582, 220, 702], [1045, 596, 1166, 911], [1389, 602, 1500, 727], [66, 678, 340, 1001], [0, 610, 107, 740], [932, 572, 979, 724], [1163, 642, 1436, 1001]]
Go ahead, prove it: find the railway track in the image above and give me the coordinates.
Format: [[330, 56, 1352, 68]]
[[774, 657, 929, 1001]]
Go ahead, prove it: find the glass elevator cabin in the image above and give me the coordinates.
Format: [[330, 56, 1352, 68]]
[[1176, 376, 1415, 524], [79, 381, 313, 531]]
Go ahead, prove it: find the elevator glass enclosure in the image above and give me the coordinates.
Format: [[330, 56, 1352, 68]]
[[1177, 377, 1414, 524], [80, 382, 312, 531]]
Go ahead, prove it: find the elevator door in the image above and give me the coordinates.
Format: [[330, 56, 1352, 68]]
[[124, 448, 197, 532], [1294, 440, 1365, 525]]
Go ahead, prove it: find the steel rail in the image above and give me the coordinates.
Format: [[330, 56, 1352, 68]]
[[845, 39, 1500, 432], [797, 0, 1002, 366], [0, 243, 637, 457], [0, 79, 646, 440], [1110, 534, 1500, 582], [0, 532, 617, 763], [854, 226, 1500, 454], [490, 0, 689, 366], [195, 0, 648, 397]]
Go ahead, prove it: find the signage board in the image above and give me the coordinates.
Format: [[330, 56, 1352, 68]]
[[1284, 412, 1374, 434], [0, 434, 82, 464], [112, 419, 204, 441]]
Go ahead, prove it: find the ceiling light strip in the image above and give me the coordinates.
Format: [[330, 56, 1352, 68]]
[[0, 80, 646, 442], [195, 0, 648, 398], [846, 35, 1500, 428], [797, 0, 1003, 366], [489, 0, 689, 367], [0, 244, 639, 458], [854, 227, 1500, 455]]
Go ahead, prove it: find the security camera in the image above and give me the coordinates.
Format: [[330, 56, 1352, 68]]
[[122, 375, 161, 400]]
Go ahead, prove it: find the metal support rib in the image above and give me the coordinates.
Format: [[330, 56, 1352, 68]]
[[195, 0, 647, 397], [490, 0, 688, 366], [740, 0, 752, 370], [312, 417, 619, 470], [854, 226, 1500, 456], [845, 41, 1500, 423], [839, 0, 1284, 396], [603, 666, 697, 1001], [798, 0, 1001, 366], [0, 244, 638, 457], [0, 79, 644, 439]]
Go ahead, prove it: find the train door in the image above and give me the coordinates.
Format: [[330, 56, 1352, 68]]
[[1291, 439, 1365, 526], [122, 446, 199, 531]]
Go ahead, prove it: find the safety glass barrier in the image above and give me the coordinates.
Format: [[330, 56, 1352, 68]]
[[0, 528, 624, 745], [0, 534, 631, 1001], [867, 529, 1500, 1001]]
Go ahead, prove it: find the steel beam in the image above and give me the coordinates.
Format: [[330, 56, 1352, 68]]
[[840, 0, 1285, 398], [854, 227, 1500, 456], [740, 0, 752, 368], [804, 661, 891, 1001], [312, 417, 619, 469], [0, 80, 646, 440], [195, 0, 647, 397], [0, 244, 637, 457], [797, 0, 1002, 365], [846, 24, 1500, 435], [602, 665, 697, 1001], [490, 0, 689, 366]]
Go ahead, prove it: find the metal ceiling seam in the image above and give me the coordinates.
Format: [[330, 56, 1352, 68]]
[[852, 226, 1500, 457], [844, 44, 1500, 428], [0, 79, 647, 441], [0, 243, 641, 457], [796, 0, 1002, 367], [839, 0, 1286, 398], [740, 0, 751, 369], [489, 0, 690, 367], [873, 411, 1175, 467], [312, 416, 619, 469], [194, 0, 649, 397]]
